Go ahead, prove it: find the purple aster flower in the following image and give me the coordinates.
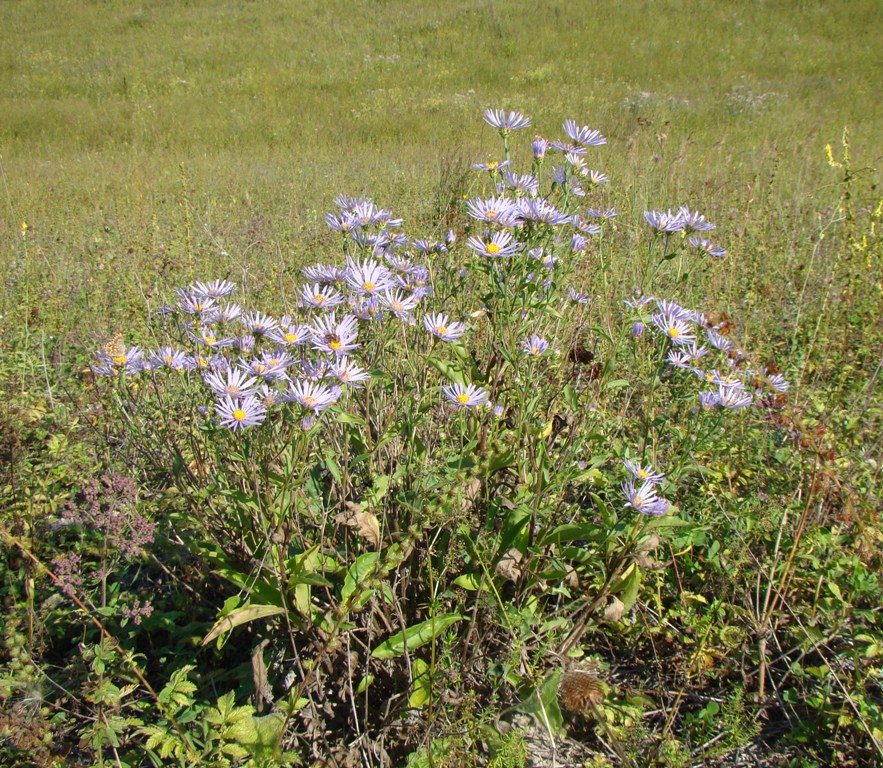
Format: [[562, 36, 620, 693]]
[[632, 322, 646, 338], [466, 196, 520, 227], [442, 382, 490, 408], [699, 391, 720, 410], [348, 295, 383, 322], [287, 380, 339, 412], [624, 460, 665, 484], [502, 170, 539, 196], [585, 208, 618, 219], [424, 312, 467, 342], [92, 343, 144, 376], [177, 293, 217, 317], [299, 283, 346, 310], [209, 302, 242, 324], [204, 368, 260, 399], [550, 139, 586, 155], [623, 292, 654, 309], [667, 348, 692, 368], [473, 159, 512, 172], [520, 335, 549, 356], [483, 108, 531, 134], [310, 312, 360, 355], [302, 263, 348, 284], [233, 334, 256, 352], [653, 299, 693, 321], [215, 395, 267, 431], [572, 233, 589, 253], [517, 198, 570, 226], [150, 346, 190, 371], [344, 257, 394, 296], [688, 236, 727, 259], [767, 372, 790, 392], [242, 311, 278, 336], [330, 357, 370, 387], [379, 288, 420, 318], [325, 210, 361, 233], [644, 209, 685, 233], [568, 286, 591, 304], [706, 328, 733, 351], [678, 206, 715, 232], [190, 279, 236, 299], [718, 384, 752, 409], [532, 136, 549, 159], [384, 253, 417, 273], [269, 320, 312, 347], [652, 313, 696, 345], [190, 328, 234, 348], [563, 120, 607, 147], [571, 215, 603, 235], [467, 230, 521, 258], [622, 478, 670, 516]]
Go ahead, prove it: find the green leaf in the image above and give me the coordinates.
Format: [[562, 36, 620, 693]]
[[519, 672, 563, 736], [409, 658, 431, 708], [342, 552, 380, 609], [200, 604, 285, 647], [453, 573, 482, 591], [539, 523, 605, 546], [371, 613, 465, 659], [611, 563, 642, 611], [426, 355, 469, 386]]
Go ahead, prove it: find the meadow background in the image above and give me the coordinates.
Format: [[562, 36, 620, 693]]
[[1, 1, 882, 766]]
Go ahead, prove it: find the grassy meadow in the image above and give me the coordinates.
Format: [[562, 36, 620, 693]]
[[1, 1, 882, 766]]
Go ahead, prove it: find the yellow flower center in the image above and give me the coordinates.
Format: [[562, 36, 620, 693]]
[[637, 470, 649, 479], [163, 356, 173, 364], [232, 409, 247, 422], [456, 394, 470, 404], [112, 355, 127, 365], [304, 396, 316, 407], [315, 294, 326, 304], [204, 336, 216, 344], [486, 243, 501, 255], [634, 494, 644, 506], [668, 327, 680, 338], [254, 364, 268, 374], [268, 359, 280, 366], [363, 281, 376, 292], [329, 339, 342, 350], [284, 332, 299, 343], [486, 209, 498, 220], [435, 325, 447, 335]]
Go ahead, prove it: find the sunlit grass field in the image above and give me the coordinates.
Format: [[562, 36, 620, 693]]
[[1, 1, 881, 766]]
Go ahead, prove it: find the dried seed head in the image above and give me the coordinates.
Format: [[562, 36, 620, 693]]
[[559, 669, 604, 714]]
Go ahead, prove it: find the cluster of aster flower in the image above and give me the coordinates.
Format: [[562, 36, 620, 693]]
[[468, 110, 616, 300], [625, 293, 790, 410], [621, 460, 671, 516], [91, 194, 508, 425], [643, 206, 727, 258]]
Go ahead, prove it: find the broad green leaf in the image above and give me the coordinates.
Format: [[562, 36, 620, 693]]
[[409, 658, 431, 708], [539, 523, 605, 546], [426, 355, 469, 386], [519, 671, 563, 736], [342, 552, 380, 609], [453, 573, 482, 591], [200, 604, 285, 647], [371, 613, 465, 659]]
